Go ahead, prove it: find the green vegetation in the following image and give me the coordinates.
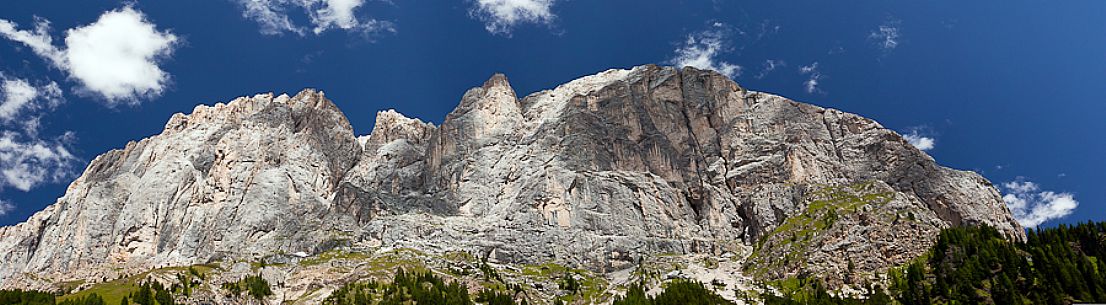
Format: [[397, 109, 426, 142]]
[[321, 264, 611, 305], [57, 277, 139, 305], [56, 281, 85, 295], [0, 289, 55, 305], [759, 277, 891, 305], [890, 221, 1106, 305], [558, 273, 580, 294], [123, 281, 175, 305], [322, 268, 476, 305], [20, 220, 1106, 305], [756, 221, 1106, 305], [169, 266, 207, 297], [55, 264, 217, 305], [299, 250, 370, 266], [56, 294, 104, 305], [761, 182, 893, 247], [475, 288, 520, 305], [220, 274, 272, 300], [612, 280, 732, 305], [479, 260, 504, 283], [442, 251, 477, 263], [709, 220, 1102, 304], [516, 262, 609, 304], [747, 182, 893, 275]]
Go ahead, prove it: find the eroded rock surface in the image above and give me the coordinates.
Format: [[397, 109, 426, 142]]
[[0, 65, 1022, 291]]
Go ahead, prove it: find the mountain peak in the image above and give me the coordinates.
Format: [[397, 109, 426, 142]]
[[0, 65, 1022, 297], [363, 109, 435, 148], [482, 73, 511, 90]]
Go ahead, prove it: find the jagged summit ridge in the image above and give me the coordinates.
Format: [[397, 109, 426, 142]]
[[359, 109, 435, 149], [0, 65, 1021, 292]]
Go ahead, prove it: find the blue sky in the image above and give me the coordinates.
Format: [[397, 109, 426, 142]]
[[0, 0, 1102, 228]]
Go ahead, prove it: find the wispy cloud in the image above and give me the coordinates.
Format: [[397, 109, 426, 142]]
[[755, 59, 785, 79], [0, 130, 78, 192], [0, 199, 13, 216], [798, 62, 824, 94], [469, 0, 557, 36], [901, 128, 936, 151], [232, 0, 394, 36], [0, 7, 178, 105], [0, 75, 78, 194], [0, 75, 63, 135], [904, 133, 935, 151], [0, 18, 65, 65], [670, 23, 741, 78], [1001, 179, 1079, 228], [869, 18, 901, 51]]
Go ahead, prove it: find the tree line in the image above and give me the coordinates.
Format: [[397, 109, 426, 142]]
[[893, 221, 1106, 305], [6, 221, 1106, 305]]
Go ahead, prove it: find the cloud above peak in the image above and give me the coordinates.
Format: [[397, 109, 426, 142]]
[[902, 129, 936, 151], [0, 7, 178, 105], [234, 0, 394, 36], [470, 0, 557, 36], [670, 23, 741, 79], [64, 8, 178, 103], [799, 62, 824, 94], [1002, 179, 1079, 228]]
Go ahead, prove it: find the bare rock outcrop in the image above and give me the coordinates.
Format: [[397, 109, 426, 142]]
[[0, 65, 1022, 290], [0, 90, 362, 285]]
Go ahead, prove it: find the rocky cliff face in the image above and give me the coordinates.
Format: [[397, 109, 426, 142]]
[[0, 65, 1022, 291], [0, 90, 365, 286]]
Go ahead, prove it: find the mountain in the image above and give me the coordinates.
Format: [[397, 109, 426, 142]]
[[0, 65, 1022, 303]]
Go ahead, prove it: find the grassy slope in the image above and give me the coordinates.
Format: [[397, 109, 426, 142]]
[[57, 264, 217, 305]]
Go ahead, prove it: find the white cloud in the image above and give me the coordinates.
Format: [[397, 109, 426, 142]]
[[64, 8, 178, 103], [470, 0, 556, 36], [0, 18, 66, 65], [233, 0, 393, 36], [313, 0, 365, 33], [798, 63, 816, 74], [1001, 179, 1079, 228], [0, 7, 178, 104], [0, 131, 79, 192], [0, 78, 42, 121], [799, 62, 823, 94], [869, 18, 901, 51], [670, 23, 741, 79], [755, 59, 785, 79], [238, 0, 305, 35], [902, 130, 935, 151], [0, 75, 78, 195], [1004, 180, 1039, 193], [0, 75, 63, 135], [0, 199, 12, 216]]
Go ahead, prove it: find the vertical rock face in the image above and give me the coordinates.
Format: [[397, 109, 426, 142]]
[[0, 90, 363, 285], [0, 65, 1022, 289]]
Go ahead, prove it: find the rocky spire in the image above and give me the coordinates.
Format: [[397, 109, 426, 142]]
[[363, 109, 435, 148], [426, 73, 523, 191]]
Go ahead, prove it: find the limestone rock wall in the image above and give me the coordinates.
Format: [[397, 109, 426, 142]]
[[0, 65, 1022, 289]]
